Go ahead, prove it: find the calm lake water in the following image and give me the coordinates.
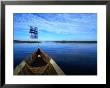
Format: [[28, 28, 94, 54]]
[[14, 42, 97, 75]]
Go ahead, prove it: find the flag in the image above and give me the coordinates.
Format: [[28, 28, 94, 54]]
[[29, 26, 38, 39]]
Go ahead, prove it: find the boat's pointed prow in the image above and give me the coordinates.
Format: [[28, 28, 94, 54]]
[[37, 48, 40, 51], [14, 49, 65, 75]]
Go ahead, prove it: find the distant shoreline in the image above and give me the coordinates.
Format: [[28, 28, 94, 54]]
[[14, 40, 97, 43], [14, 40, 41, 43], [54, 41, 97, 43]]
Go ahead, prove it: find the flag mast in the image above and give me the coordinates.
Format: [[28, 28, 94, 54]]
[[35, 27, 39, 48], [29, 26, 39, 48]]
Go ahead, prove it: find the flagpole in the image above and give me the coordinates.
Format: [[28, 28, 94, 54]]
[[29, 26, 39, 49], [35, 26, 39, 49], [37, 27, 39, 49]]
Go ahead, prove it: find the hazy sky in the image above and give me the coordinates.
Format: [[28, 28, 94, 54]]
[[14, 13, 97, 41]]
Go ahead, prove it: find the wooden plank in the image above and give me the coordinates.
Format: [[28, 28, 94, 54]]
[[50, 59, 65, 75], [14, 60, 26, 75]]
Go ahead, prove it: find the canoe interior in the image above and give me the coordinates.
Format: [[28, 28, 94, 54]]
[[14, 48, 58, 75]]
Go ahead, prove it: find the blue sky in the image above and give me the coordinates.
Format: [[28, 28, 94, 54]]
[[14, 13, 97, 41]]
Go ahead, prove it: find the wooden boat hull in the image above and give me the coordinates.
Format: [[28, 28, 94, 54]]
[[14, 49, 64, 75]]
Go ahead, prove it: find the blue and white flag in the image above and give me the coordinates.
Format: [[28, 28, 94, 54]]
[[29, 26, 38, 39]]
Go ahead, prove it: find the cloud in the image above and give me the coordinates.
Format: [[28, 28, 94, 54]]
[[14, 13, 97, 36]]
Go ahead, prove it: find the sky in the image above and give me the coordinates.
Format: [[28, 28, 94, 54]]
[[14, 13, 97, 41]]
